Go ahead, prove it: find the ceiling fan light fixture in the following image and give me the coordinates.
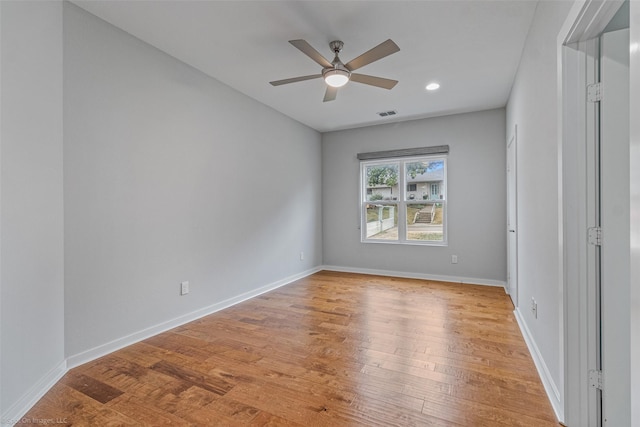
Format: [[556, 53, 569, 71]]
[[323, 69, 350, 88]]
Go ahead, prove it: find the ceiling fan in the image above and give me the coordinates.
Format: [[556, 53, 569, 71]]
[[269, 39, 400, 102]]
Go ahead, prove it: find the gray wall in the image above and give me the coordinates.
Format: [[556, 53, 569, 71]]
[[63, 4, 322, 358], [506, 0, 575, 416], [630, 3, 640, 423], [0, 1, 65, 416], [322, 109, 507, 284]]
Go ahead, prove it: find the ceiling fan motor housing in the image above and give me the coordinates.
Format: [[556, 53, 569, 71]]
[[323, 62, 350, 75]]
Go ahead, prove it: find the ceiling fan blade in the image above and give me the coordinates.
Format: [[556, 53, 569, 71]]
[[289, 40, 333, 68], [323, 86, 338, 102], [350, 73, 398, 90], [270, 74, 322, 86], [345, 39, 400, 71]]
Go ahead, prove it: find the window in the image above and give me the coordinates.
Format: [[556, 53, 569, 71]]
[[361, 155, 447, 245]]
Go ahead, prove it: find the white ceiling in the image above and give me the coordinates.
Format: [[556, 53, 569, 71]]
[[72, 1, 538, 133]]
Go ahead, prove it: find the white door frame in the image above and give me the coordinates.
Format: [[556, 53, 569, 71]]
[[558, 1, 626, 425], [561, 33, 601, 427], [506, 127, 518, 307]]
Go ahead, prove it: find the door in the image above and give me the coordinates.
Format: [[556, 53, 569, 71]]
[[506, 129, 518, 306], [599, 27, 630, 427]]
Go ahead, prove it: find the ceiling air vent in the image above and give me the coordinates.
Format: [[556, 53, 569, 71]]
[[377, 110, 397, 117]]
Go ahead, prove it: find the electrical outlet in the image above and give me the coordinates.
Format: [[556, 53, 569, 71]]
[[451, 254, 458, 264], [300, 251, 304, 261], [531, 297, 537, 318], [180, 281, 189, 296]]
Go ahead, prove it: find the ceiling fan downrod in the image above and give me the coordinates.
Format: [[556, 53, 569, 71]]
[[323, 40, 350, 87]]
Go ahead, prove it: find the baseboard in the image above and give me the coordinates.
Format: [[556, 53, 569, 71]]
[[513, 307, 564, 423], [66, 265, 323, 369], [321, 265, 507, 288], [1, 359, 67, 424]]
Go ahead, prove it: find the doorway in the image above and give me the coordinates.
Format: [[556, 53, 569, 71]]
[[560, 1, 630, 425]]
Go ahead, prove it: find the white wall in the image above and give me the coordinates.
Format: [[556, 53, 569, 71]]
[[0, 0, 65, 418], [506, 0, 574, 419], [63, 3, 322, 359], [322, 108, 506, 285]]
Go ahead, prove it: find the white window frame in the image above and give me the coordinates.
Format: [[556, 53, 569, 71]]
[[360, 155, 447, 246]]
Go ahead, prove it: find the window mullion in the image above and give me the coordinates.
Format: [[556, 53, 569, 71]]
[[398, 160, 407, 243]]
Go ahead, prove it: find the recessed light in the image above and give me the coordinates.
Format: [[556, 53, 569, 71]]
[[426, 83, 440, 91]]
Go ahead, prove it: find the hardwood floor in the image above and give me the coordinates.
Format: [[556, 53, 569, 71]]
[[23, 271, 559, 426]]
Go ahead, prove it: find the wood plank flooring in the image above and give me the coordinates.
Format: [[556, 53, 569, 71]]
[[22, 271, 559, 426]]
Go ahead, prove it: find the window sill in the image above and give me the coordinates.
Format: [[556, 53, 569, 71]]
[[361, 239, 448, 247]]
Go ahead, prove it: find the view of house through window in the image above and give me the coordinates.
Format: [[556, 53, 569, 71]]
[[361, 156, 446, 245]]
